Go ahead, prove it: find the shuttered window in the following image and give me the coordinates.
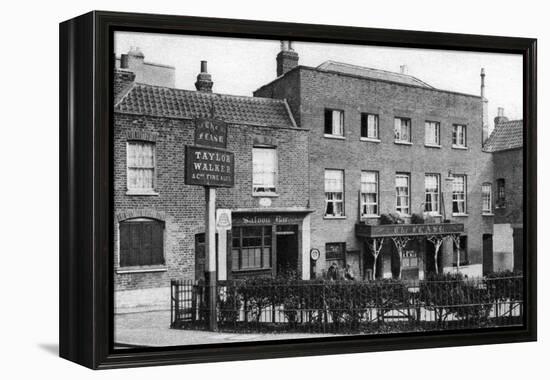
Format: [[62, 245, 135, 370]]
[[119, 219, 164, 267]]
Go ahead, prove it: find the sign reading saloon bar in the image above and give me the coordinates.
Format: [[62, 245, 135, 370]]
[[356, 223, 464, 238], [185, 145, 235, 187], [194, 118, 228, 149]]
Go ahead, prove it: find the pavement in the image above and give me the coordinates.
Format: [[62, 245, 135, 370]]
[[115, 310, 335, 347]]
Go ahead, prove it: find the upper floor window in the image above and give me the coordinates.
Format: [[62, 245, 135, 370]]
[[496, 178, 506, 208], [361, 171, 378, 217], [325, 169, 345, 217], [253, 147, 277, 194], [452, 174, 467, 214], [394, 117, 412, 143], [424, 174, 440, 214], [482, 183, 493, 214], [127, 141, 156, 194], [395, 173, 411, 215], [361, 113, 379, 140], [119, 219, 164, 267], [324, 109, 344, 137], [425, 121, 440, 146], [452, 124, 467, 148]]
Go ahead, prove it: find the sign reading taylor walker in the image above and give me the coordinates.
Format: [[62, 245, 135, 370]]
[[185, 146, 235, 187]]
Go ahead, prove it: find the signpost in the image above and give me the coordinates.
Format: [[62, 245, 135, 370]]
[[185, 118, 234, 332]]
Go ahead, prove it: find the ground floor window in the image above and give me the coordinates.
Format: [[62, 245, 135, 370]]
[[401, 250, 418, 268], [231, 226, 272, 271], [119, 218, 164, 267]]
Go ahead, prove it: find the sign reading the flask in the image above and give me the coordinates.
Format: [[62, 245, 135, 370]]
[[194, 118, 228, 149], [185, 146, 234, 187]]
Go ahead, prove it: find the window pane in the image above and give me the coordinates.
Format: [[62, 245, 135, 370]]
[[127, 141, 155, 190]]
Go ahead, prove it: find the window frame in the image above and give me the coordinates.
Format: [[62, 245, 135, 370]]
[[118, 218, 165, 269], [482, 182, 493, 215], [252, 146, 278, 196], [324, 108, 345, 138], [360, 113, 380, 141], [394, 117, 412, 144], [126, 140, 158, 195], [360, 170, 379, 218], [424, 120, 441, 147], [231, 226, 272, 271], [452, 174, 468, 215], [424, 173, 441, 215], [324, 169, 345, 218], [452, 124, 468, 148], [395, 172, 411, 216], [496, 178, 506, 208]]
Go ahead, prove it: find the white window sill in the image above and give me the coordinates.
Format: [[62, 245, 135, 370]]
[[452, 145, 468, 150], [394, 140, 413, 145], [116, 266, 167, 274], [360, 137, 381, 143], [252, 192, 279, 197], [324, 134, 346, 140], [424, 144, 441, 148], [126, 190, 159, 196], [452, 213, 469, 217], [324, 215, 346, 220], [361, 215, 380, 219], [482, 213, 495, 216], [424, 212, 443, 217]]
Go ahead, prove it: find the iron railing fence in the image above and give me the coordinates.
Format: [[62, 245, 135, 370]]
[[170, 276, 523, 334]]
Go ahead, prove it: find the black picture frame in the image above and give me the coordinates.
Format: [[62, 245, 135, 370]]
[[59, 10, 537, 369]]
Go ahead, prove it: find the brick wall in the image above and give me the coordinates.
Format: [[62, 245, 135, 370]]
[[493, 148, 523, 225], [256, 67, 494, 276], [113, 114, 309, 291]]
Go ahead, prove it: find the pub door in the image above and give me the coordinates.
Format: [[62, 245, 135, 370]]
[[276, 225, 299, 276], [482, 234, 494, 275]]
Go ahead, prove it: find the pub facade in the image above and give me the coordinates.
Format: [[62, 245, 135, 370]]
[[113, 60, 311, 312], [255, 43, 496, 280]]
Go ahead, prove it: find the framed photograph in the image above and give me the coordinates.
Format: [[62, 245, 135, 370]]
[[59, 11, 537, 369]]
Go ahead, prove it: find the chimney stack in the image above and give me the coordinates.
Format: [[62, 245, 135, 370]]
[[195, 60, 213, 93], [481, 68, 489, 145], [494, 107, 509, 126], [127, 46, 145, 69], [276, 40, 299, 77]]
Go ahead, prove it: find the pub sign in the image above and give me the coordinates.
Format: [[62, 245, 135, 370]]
[[185, 145, 235, 187], [194, 118, 228, 149]]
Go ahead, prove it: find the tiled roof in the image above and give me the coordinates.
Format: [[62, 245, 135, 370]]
[[483, 119, 523, 152], [115, 83, 297, 128], [316, 61, 434, 88]]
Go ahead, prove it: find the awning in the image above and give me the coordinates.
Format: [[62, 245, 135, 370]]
[[355, 223, 464, 238]]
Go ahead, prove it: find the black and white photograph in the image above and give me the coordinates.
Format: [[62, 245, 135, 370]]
[[112, 31, 526, 347]]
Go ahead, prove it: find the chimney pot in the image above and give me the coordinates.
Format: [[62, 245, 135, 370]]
[[400, 65, 407, 74], [120, 54, 129, 69], [201, 60, 208, 73], [498, 107, 504, 117]]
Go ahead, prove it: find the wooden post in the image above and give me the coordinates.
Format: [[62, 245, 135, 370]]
[[205, 187, 217, 331]]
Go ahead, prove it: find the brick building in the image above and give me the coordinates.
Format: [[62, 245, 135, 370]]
[[255, 43, 496, 280], [483, 108, 523, 272], [113, 61, 310, 312]]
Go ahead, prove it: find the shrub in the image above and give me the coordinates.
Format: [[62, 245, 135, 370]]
[[380, 213, 404, 225], [410, 213, 425, 224]]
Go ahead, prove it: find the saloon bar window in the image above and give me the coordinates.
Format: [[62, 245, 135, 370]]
[[452, 174, 467, 214], [360, 113, 379, 140], [394, 117, 411, 143], [425, 174, 440, 214], [231, 226, 272, 271], [425, 120, 440, 146], [482, 182, 493, 214], [325, 169, 345, 217], [126, 141, 156, 194], [396, 173, 410, 215], [360, 171, 378, 217], [324, 109, 344, 137], [252, 147, 277, 194]]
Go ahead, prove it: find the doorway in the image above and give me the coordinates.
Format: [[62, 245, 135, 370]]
[[482, 234, 494, 275], [276, 225, 299, 276]]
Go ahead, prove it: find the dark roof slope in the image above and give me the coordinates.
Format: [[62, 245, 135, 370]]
[[483, 119, 523, 152], [115, 83, 297, 128], [317, 61, 434, 89]]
